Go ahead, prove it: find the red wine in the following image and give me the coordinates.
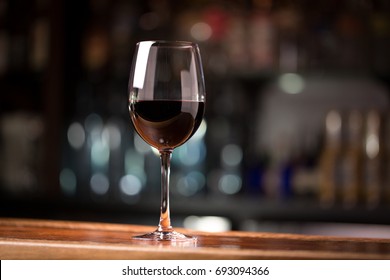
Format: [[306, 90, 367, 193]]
[[130, 100, 205, 151]]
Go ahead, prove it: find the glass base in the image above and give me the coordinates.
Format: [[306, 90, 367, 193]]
[[132, 229, 197, 242]]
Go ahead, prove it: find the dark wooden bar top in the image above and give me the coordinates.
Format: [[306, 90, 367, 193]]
[[1, 218, 390, 259]]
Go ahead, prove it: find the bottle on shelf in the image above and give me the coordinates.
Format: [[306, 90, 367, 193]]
[[382, 114, 390, 205], [363, 110, 383, 208], [340, 110, 364, 208], [318, 110, 342, 207]]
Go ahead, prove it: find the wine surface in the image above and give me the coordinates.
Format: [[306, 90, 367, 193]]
[[130, 100, 204, 150]]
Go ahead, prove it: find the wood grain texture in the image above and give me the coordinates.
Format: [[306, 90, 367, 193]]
[[0, 218, 389, 259]]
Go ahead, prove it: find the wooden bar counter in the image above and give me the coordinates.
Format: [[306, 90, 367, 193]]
[[1, 218, 390, 259]]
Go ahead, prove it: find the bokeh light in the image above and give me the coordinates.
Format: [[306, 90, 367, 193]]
[[221, 144, 243, 167], [184, 216, 231, 232], [90, 173, 109, 195], [120, 174, 142, 196], [190, 22, 212, 41], [67, 122, 85, 149], [59, 168, 77, 196], [278, 73, 305, 94], [218, 173, 242, 195]]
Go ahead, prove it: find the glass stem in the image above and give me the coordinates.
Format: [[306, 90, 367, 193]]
[[158, 150, 173, 232]]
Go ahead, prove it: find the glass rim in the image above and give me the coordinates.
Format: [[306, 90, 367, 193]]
[[136, 40, 198, 48]]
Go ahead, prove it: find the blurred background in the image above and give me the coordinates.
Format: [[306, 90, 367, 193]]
[[1, 0, 390, 238]]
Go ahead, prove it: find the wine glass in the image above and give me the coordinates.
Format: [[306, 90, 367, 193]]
[[128, 41, 206, 242]]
